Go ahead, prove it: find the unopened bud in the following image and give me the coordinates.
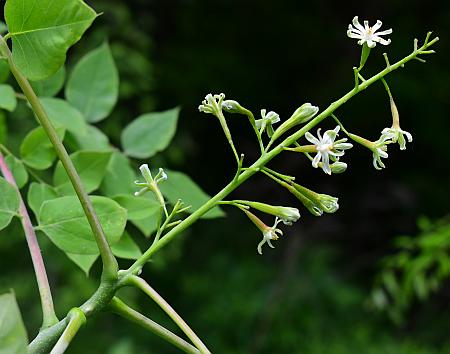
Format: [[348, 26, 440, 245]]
[[222, 100, 245, 114], [270, 103, 319, 143], [330, 161, 348, 174]]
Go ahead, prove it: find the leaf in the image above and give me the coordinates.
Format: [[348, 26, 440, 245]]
[[27, 182, 58, 219], [30, 66, 66, 97], [66, 252, 98, 276], [53, 151, 112, 195], [121, 108, 180, 159], [20, 126, 65, 170], [5, 155, 28, 189], [66, 125, 111, 151], [0, 59, 10, 83], [131, 214, 159, 238], [65, 43, 119, 123], [111, 232, 142, 260], [38, 196, 127, 254], [113, 194, 160, 221], [0, 177, 20, 231], [5, 0, 98, 80], [100, 152, 136, 197], [0, 292, 28, 354], [0, 84, 17, 112], [159, 170, 225, 219], [40, 98, 87, 134]]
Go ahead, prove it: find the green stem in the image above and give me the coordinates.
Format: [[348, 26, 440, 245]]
[[127, 276, 211, 354], [243, 109, 265, 154], [127, 34, 438, 273], [49, 308, 86, 354], [0, 152, 58, 328], [0, 36, 118, 281], [109, 297, 200, 354]]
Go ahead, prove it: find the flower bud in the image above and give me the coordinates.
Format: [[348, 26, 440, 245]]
[[270, 103, 319, 143], [330, 161, 348, 174], [222, 100, 246, 114], [236, 200, 300, 225]]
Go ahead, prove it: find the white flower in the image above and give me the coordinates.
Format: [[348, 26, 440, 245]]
[[305, 126, 353, 175], [198, 93, 225, 116], [257, 217, 283, 255], [380, 127, 413, 150], [256, 109, 280, 136], [372, 140, 389, 170], [347, 16, 392, 48], [134, 164, 167, 196]]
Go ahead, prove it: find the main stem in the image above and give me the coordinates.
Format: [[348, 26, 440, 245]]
[[0, 37, 118, 281], [0, 152, 58, 328], [128, 36, 438, 273]]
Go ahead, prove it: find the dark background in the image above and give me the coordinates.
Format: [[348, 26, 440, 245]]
[[1, 0, 449, 353]]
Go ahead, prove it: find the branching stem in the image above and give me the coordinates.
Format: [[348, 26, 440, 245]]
[[126, 33, 438, 273]]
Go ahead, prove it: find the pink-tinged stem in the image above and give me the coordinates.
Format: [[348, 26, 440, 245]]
[[0, 152, 58, 328]]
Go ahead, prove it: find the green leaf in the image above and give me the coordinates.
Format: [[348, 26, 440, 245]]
[[0, 59, 10, 83], [66, 252, 98, 276], [113, 194, 160, 221], [0, 292, 28, 354], [53, 151, 112, 195], [131, 214, 159, 238], [38, 196, 127, 254], [121, 108, 180, 159], [5, 0, 98, 80], [65, 43, 119, 123], [27, 182, 58, 219], [0, 84, 17, 112], [30, 66, 66, 97], [160, 170, 225, 219], [66, 125, 111, 151], [111, 232, 142, 260], [40, 98, 87, 134], [20, 127, 65, 170], [5, 155, 28, 189], [100, 152, 136, 197], [0, 177, 20, 231]]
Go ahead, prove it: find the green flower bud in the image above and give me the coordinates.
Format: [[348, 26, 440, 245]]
[[235, 200, 300, 225], [330, 161, 348, 174], [270, 103, 319, 143], [222, 100, 246, 114]]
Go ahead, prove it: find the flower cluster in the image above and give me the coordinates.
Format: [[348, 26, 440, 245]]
[[198, 93, 225, 117]]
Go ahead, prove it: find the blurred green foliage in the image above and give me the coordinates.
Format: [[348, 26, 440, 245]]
[[372, 216, 450, 323]]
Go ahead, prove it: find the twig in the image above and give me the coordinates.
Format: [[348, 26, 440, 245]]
[[110, 297, 200, 354]]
